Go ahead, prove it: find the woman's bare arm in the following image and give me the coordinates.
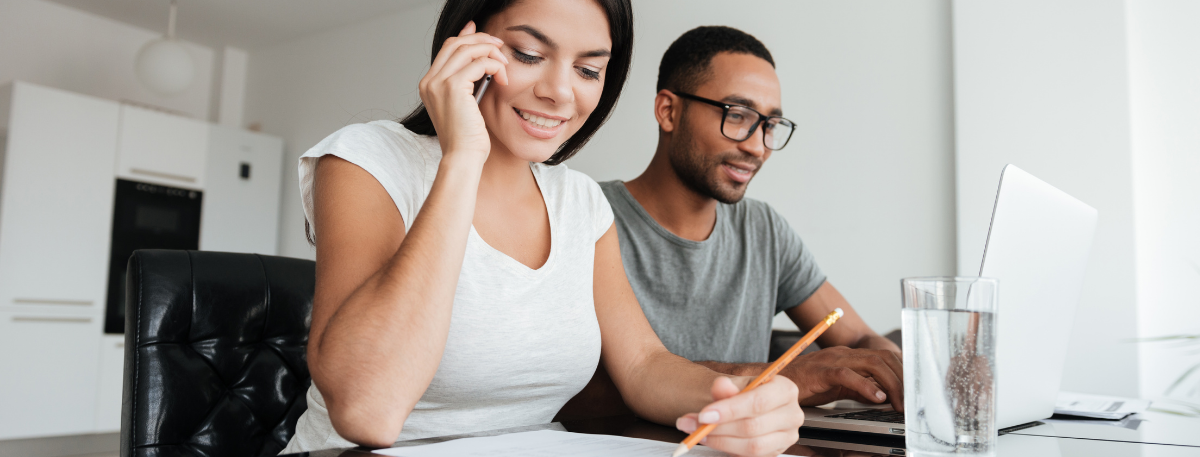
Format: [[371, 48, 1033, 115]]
[[308, 154, 482, 447], [308, 22, 509, 447], [590, 225, 715, 420]]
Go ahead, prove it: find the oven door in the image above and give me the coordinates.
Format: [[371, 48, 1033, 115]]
[[104, 179, 202, 334]]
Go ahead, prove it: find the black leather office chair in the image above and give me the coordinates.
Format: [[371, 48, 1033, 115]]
[[121, 250, 315, 457]]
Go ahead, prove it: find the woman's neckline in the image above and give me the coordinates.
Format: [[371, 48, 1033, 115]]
[[469, 162, 556, 273]]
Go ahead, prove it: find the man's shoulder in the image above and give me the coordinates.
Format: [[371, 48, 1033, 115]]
[[598, 180, 630, 205], [725, 197, 785, 226], [598, 179, 624, 193]]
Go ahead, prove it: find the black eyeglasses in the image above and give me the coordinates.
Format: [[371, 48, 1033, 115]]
[[674, 92, 796, 151]]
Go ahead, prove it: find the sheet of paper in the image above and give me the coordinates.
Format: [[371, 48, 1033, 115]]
[[1045, 412, 1145, 431], [1054, 391, 1151, 420], [373, 429, 803, 457]]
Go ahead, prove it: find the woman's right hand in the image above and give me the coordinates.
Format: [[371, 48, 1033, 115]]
[[675, 376, 804, 457], [418, 21, 510, 164]]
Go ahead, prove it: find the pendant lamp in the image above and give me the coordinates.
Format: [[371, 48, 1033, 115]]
[[135, 0, 195, 95]]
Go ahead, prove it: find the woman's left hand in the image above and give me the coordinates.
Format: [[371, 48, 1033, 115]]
[[675, 376, 804, 457]]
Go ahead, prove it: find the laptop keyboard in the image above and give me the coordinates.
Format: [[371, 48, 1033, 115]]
[[826, 409, 906, 424]]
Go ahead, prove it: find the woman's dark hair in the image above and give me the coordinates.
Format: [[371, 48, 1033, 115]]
[[399, 0, 634, 166]]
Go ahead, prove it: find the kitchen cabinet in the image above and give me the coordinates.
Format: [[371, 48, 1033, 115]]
[[0, 82, 114, 439], [94, 335, 125, 432], [0, 82, 117, 314], [116, 104, 208, 190], [199, 124, 283, 255], [0, 310, 103, 439]]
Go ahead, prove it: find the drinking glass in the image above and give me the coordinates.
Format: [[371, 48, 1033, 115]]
[[901, 277, 999, 456]]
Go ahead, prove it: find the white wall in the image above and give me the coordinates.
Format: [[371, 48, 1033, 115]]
[[0, 0, 214, 120], [953, 0, 1140, 396], [1126, 0, 1200, 400], [247, 0, 957, 335], [216, 46, 249, 127], [244, 1, 442, 260]]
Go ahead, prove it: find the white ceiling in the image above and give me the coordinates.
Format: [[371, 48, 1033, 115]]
[[48, 0, 436, 49]]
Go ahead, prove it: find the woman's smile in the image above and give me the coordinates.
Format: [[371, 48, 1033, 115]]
[[513, 107, 569, 139]]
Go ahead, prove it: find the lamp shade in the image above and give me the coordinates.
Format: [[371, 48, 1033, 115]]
[[135, 38, 195, 95]]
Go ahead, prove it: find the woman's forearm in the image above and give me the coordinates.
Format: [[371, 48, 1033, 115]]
[[311, 156, 484, 445], [617, 349, 747, 426]]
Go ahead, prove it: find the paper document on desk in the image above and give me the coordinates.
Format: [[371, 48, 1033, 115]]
[[373, 429, 803, 456], [1054, 391, 1151, 420]]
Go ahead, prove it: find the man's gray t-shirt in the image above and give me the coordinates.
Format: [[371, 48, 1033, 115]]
[[601, 181, 826, 363]]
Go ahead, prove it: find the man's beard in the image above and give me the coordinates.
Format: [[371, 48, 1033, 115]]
[[667, 122, 759, 204]]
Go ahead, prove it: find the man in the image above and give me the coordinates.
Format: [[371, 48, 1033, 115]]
[[558, 26, 903, 421]]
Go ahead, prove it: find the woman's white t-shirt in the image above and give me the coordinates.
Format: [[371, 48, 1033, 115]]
[[281, 121, 612, 453]]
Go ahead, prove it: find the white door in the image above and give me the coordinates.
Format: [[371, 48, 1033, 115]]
[[116, 104, 208, 190], [199, 125, 283, 255]]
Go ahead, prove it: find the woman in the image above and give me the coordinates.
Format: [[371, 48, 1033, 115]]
[[281, 0, 804, 455]]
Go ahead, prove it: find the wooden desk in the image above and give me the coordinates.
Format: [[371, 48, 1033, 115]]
[[280, 413, 1199, 457]]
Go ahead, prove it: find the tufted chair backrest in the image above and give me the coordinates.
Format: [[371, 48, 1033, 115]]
[[121, 250, 315, 457]]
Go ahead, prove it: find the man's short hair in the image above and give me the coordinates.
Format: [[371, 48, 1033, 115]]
[[656, 26, 775, 94]]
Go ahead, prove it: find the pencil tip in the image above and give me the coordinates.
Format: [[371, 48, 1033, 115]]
[[672, 443, 689, 457]]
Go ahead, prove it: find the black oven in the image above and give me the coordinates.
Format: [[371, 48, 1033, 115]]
[[104, 179, 202, 334]]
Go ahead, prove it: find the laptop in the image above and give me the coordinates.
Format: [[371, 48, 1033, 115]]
[[801, 164, 1099, 436]]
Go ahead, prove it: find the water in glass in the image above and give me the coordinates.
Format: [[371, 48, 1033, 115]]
[[902, 308, 997, 456]]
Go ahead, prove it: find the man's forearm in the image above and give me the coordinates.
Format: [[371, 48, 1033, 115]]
[[855, 334, 901, 355]]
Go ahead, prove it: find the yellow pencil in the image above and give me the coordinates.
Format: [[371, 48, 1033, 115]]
[[673, 308, 845, 457]]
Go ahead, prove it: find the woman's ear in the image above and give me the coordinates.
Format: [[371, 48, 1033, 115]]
[[654, 89, 682, 133]]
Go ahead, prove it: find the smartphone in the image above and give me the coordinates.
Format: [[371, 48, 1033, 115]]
[[473, 75, 493, 104]]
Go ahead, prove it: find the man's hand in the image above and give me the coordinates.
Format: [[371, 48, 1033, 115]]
[[780, 346, 904, 412]]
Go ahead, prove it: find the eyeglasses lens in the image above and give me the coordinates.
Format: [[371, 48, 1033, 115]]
[[721, 106, 757, 142], [722, 107, 793, 150], [765, 119, 794, 150]]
